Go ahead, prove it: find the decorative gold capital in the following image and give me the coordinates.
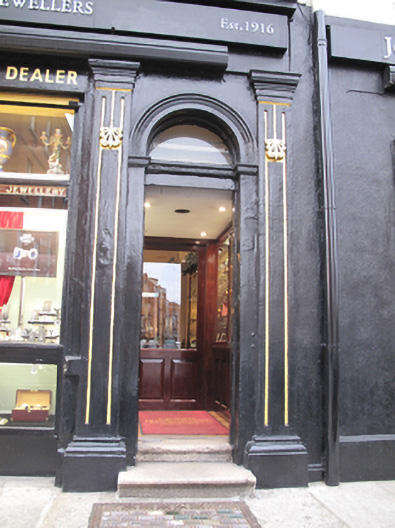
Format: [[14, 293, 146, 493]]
[[99, 126, 123, 149], [265, 138, 286, 162]]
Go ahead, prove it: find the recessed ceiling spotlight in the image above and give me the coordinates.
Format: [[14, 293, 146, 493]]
[[201, 231, 207, 237], [144, 202, 151, 208], [219, 206, 226, 212], [174, 209, 191, 214]]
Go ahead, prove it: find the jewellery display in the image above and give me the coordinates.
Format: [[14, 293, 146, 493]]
[[40, 128, 71, 174], [0, 127, 16, 172]]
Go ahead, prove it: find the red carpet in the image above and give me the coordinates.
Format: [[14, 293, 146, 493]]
[[139, 410, 229, 435]]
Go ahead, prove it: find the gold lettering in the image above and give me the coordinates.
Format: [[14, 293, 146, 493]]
[[19, 67, 29, 81], [44, 69, 54, 83], [55, 69, 65, 84], [5, 66, 18, 80], [30, 68, 43, 82], [67, 70, 78, 85]]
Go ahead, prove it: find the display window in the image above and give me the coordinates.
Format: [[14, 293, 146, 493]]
[[0, 93, 74, 344], [0, 363, 57, 428]]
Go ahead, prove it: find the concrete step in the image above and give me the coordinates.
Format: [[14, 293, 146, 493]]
[[118, 462, 256, 498], [136, 437, 232, 463]]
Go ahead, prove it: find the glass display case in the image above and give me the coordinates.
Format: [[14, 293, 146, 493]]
[[0, 363, 57, 429], [0, 94, 73, 344]]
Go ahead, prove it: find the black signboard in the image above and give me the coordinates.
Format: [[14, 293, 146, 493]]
[[0, 229, 58, 277], [0, 61, 88, 93], [0, 0, 288, 51], [330, 21, 395, 65]]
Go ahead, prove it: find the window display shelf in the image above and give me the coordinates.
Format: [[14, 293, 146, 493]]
[[0, 172, 70, 182], [0, 413, 55, 431]]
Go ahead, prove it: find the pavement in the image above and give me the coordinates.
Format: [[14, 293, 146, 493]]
[[1, 477, 394, 528]]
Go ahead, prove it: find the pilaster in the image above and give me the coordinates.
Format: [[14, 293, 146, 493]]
[[61, 60, 140, 492], [244, 69, 308, 488]]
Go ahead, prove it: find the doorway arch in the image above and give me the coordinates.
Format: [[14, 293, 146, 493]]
[[129, 93, 257, 166], [123, 93, 257, 459]]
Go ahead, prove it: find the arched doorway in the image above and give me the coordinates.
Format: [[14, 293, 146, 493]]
[[123, 93, 256, 457], [138, 123, 235, 436]]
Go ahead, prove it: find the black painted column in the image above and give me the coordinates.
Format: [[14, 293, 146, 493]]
[[120, 156, 149, 466], [244, 70, 309, 488], [61, 60, 140, 492], [314, 11, 340, 487]]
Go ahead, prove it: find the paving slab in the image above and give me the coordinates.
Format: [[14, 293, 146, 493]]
[[247, 488, 347, 528], [0, 477, 59, 528], [309, 481, 395, 528], [39, 491, 116, 528], [1, 477, 395, 528], [376, 480, 395, 495]]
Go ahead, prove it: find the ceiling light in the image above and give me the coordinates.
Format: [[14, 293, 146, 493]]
[[219, 206, 226, 212], [144, 202, 151, 208], [201, 231, 207, 237]]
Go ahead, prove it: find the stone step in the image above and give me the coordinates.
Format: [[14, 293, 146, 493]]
[[136, 438, 232, 463], [118, 462, 256, 498]]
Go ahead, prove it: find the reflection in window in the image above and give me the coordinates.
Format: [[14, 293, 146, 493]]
[[141, 250, 198, 349], [216, 234, 232, 343], [0, 96, 73, 344], [148, 125, 232, 165], [0, 363, 57, 428]]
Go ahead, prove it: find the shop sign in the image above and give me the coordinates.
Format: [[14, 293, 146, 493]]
[[0, 62, 87, 92], [0, 0, 288, 51], [330, 23, 395, 65], [0, 184, 67, 197]]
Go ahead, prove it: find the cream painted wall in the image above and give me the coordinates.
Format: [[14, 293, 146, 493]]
[[299, 0, 395, 25]]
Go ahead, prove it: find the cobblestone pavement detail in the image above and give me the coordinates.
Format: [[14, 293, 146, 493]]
[[89, 502, 261, 528]]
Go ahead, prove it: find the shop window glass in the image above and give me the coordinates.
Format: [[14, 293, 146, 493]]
[[141, 250, 198, 349], [0, 363, 57, 429], [0, 95, 73, 344], [216, 234, 232, 342], [148, 125, 232, 165]]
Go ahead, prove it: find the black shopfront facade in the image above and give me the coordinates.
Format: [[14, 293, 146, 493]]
[[0, 0, 394, 492]]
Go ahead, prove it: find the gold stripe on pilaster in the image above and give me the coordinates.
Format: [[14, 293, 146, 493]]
[[264, 109, 270, 427], [106, 93, 125, 425], [282, 110, 289, 427], [85, 89, 126, 425], [85, 95, 107, 424], [263, 102, 290, 428]]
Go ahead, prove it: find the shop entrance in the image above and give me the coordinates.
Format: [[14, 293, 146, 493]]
[[138, 185, 233, 417]]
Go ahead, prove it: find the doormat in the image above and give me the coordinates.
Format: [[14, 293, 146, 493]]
[[139, 411, 229, 435], [89, 502, 261, 527]]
